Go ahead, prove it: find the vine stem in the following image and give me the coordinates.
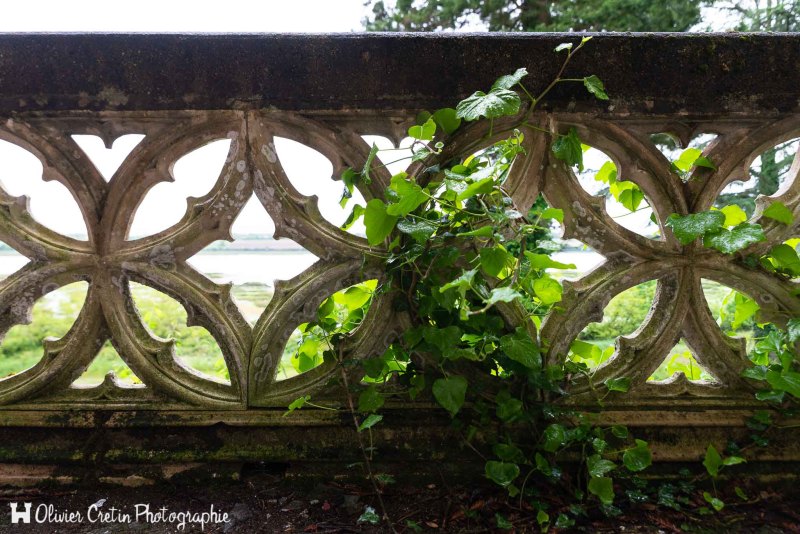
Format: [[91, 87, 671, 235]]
[[337, 359, 398, 533]]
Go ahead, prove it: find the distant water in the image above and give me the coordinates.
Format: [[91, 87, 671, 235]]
[[0, 250, 605, 285]]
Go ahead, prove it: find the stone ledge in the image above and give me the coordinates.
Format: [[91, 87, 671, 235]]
[[0, 33, 797, 114]]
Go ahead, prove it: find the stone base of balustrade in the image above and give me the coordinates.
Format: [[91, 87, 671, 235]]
[[0, 406, 795, 486]]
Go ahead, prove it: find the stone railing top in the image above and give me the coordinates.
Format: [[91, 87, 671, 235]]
[[0, 32, 797, 115]]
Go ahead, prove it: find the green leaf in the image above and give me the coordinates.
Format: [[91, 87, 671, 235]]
[[704, 223, 765, 254], [525, 251, 576, 270], [787, 318, 800, 343], [622, 440, 652, 472], [432, 108, 461, 135], [540, 207, 564, 222], [588, 477, 615, 505], [763, 201, 793, 225], [552, 127, 584, 171], [665, 211, 725, 245], [594, 161, 617, 184], [386, 173, 428, 216], [491, 68, 528, 91], [769, 244, 800, 276], [407, 117, 436, 141], [456, 177, 495, 201], [364, 199, 398, 246], [358, 414, 383, 432], [485, 287, 524, 307], [583, 75, 609, 100], [554, 42, 573, 52], [283, 395, 310, 416], [480, 246, 513, 277], [341, 204, 365, 231], [672, 148, 714, 172], [533, 276, 562, 305], [611, 181, 644, 212], [456, 88, 521, 121], [357, 506, 380, 525], [542, 423, 567, 452], [440, 269, 477, 298], [460, 226, 494, 238], [731, 291, 759, 330], [423, 326, 462, 354], [358, 386, 385, 413], [723, 456, 745, 466], [493, 443, 525, 463], [611, 425, 628, 439], [718, 205, 748, 227], [396, 218, 437, 243], [432, 376, 468, 417], [604, 377, 631, 393], [499, 327, 541, 370], [361, 143, 380, 185], [766, 369, 800, 398], [703, 492, 725, 512], [333, 285, 372, 311], [703, 444, 723, 477], [587, 454, 617, 477]]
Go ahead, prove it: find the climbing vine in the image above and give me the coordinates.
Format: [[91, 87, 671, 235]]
[[286, 37, 799, 529]]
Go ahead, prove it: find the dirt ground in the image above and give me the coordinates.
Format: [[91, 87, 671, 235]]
[[0, 464, 796, 533]]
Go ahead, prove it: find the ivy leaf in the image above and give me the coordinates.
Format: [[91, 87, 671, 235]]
[[703, 223, 766, 254], [622, 439, 652, 472], [723, 456, 746, 466], [533, 276, 562, 305], [731, 292, 759, 330], [766, 369, 800, 399], [787, 318, 800, 343], [491, 68, 528, 91], [358, 414, 383, 432], [588, 477, 615, 505], [499, 327, 541, 370], [540, 207, 564, 222], [397, 219, 437, 243], [456, 88, 521, 121], [718, 205, 748, 227], [542, 424, 567, 452], [703, 444, 723, 477], [283, 395, 310, 416], [432, 108, 461, 135], [460, 226, 494, 238], [703, 492, 725, 512], [587, 454, 617, 477], [485, 461, 520, 487], [386, 173, 428, 216], [583, 75, 609, 100], [341, 204, 365, 231], [552, 127, 584, 171], [525, 252, 576, 270], [358, 386, 385, 413], [407, 117, 436, 141], [762, 201, 793, 225], [432, 376, 468, 417], [361, 143, 380, 184], [440, 269, 477, 298], [769, 244, 800, 276], [672, 148, 715, 172], [457, 177, 495, 201], [665, 211, 725, 245], [364, 199, 397, 246], [485, 287, 524, 307], [604, 377, 631, 393], [480, 246, 513, 277], [610, 181, 644, 212], [594, 161, 617, 184]]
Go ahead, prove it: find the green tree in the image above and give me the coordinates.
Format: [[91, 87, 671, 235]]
[[365, 0, 705, 32]]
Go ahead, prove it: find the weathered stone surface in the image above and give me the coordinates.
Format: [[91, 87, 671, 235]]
[[0, 33, 796, 114]]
